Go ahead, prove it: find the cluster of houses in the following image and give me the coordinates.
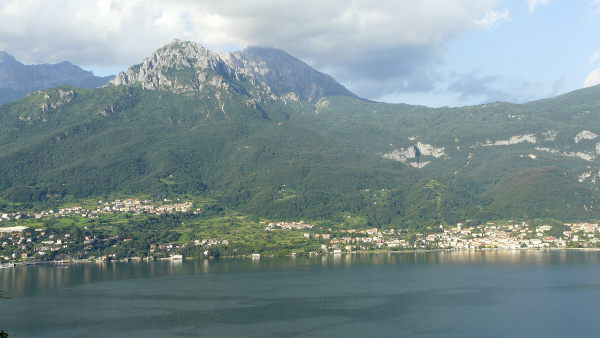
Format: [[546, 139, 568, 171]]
[[412, 223, 559, 250], [563, 222, 600, 245], [0, 227, 75, 262], [0, 212, 23, 222], [316, 222, 600, 252], [416, 222, 600, 250], [104, 199, 194, 214], [0, 222, 238, 264], [0, 199, 197, 223], [193, 238, 229, 246], [303, 228, 401, 252], [265, 221, 314, 230], [3, 213, 600, 264]]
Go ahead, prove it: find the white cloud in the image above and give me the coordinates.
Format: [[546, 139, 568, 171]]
[[590, 50, 600, 63], [476, 9, 510, 27], [583, 68, 600, 88], [528, 0, 549, 13], [0, 0, 502, 98]]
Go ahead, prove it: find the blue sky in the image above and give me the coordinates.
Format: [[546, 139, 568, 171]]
[[0, 0, 599, 107], [382, 0, 600, 106]]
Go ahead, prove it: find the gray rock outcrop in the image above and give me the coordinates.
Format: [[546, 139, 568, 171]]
[[108, 39, 356, 103]]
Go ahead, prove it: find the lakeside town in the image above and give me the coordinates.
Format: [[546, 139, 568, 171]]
[[296, 221, 600, 254], [1, 198, 600, 266]]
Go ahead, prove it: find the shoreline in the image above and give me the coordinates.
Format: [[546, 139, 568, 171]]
[[3, 247, 600, 269]]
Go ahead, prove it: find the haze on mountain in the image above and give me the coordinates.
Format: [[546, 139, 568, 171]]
[[0, 51, 113, 105], [1, 39, 600, 227]]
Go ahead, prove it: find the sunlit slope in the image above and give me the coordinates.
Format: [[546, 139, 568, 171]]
[[2, 39, 600, 223]]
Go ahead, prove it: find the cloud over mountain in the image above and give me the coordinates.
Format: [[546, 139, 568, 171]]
[[0, 0, 502, 99]]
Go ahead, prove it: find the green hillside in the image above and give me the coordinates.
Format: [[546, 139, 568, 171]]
[[0, 85, 437, 226], [294, 89, 600, 220], [486, 167, 598, 219], [1, 41, 600, 226]]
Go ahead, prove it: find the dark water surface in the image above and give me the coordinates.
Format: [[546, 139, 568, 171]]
[[2, 251, 600, 337]]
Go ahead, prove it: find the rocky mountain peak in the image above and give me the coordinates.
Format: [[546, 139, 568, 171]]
[[225, 46, 356, 102], [108, 39, 237, 93], [157, 39, 223, 70], [109, 40, 356, 103]]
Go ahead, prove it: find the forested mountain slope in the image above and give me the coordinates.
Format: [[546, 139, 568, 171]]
[[1, 40, 599, 225]]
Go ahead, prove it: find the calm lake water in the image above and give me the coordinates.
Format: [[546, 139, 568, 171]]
[[2, 250, 600, 337]]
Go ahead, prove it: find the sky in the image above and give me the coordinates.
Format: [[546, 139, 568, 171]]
[[0, 0, 599, 107]]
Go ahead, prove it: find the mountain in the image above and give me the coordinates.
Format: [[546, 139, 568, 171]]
[[225, 46, 357, 102], [0, 51, 113, 105], [485, 167, 597, 219], [0, 39, 599, 225], [109, 39, 356, 103], [300, 88, 600, 219]]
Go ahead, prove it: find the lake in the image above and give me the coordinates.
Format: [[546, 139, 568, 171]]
[[2, 250, 600, 337]]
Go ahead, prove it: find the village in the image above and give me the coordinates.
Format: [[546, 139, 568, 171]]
[[0, 224, 232, 264], [2, 200, 600, 265], [274, 221, 600, 253], [0, 198, 196, 222]]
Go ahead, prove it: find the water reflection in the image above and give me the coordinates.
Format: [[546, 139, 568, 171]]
[[430, 249, 600, 265], [2, 250, 600, 298]]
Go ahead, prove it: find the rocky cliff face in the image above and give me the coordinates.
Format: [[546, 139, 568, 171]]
[[109, 40, 356, 103], [109, 40, 240, 93], [225, 47, 356, 103], [0, 52, 112, 105]]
